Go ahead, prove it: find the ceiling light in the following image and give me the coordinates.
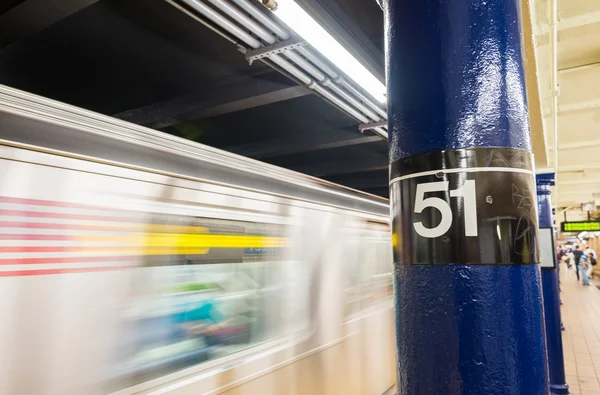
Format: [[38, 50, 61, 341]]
[[270, 0, 387, 103]]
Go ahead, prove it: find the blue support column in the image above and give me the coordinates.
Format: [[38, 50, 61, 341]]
[[537, 174, 570, 395], [383, 1, 550, 394]]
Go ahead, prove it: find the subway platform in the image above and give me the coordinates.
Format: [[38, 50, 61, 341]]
[[559, 262, 600, 394]]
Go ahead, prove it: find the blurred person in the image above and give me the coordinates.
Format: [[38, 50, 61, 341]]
[[573, 245, 584, 281], [173, 298, 228, 346], [585, 245, 597, 263], [557, 245, 567, 266], [588, 252, 597, 279], [579, 252, 591, 286]]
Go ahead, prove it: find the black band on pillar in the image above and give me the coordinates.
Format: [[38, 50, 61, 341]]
[[390, 147, 539, 266]]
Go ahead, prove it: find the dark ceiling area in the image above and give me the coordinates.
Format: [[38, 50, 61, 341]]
[[0, 0, 388, 197]]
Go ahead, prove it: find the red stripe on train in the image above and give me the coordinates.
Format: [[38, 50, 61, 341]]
[[0, 266, 130, 277], [0, 196, 131, 212], [0, 210, 131, 222], [0, 221, 133, 231], [0, 246, 114, 253], [0, 234, 74, 240], [0, 256, 135, 265]]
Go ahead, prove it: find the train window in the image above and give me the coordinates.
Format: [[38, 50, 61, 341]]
[[344, 222, 393, 317], [371, 240, 394, 301], [343, 227, 363, 316], [104, 216, 287, 391]]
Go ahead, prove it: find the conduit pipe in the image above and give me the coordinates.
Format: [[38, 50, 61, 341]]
[[230, 0, 290, 40], [183, 0, 262, 48], [285, 50, 382, 121], [550, 0, 559, 205], [205, 0, 276, 43], [296, 46, 387, 119], [178, 0, 387, 137]]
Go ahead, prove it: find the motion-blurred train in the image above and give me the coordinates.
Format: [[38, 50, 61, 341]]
[[0, 85, 395, 395]]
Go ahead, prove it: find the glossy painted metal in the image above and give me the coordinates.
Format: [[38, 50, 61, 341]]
[[0, 86, 396, 395], [537, 174, 570, 395], [384, 0, 550, 394]]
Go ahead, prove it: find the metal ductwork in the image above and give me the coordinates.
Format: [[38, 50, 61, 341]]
[[167, 0, 388, 138]]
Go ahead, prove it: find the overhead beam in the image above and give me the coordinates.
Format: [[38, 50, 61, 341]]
[[560, 61, 600, 74], [113, 73, 312, 128], [535, 10, 600, 36], [558, 98, 600, 114], [225, 128, 381, 159], [361, 187, 390, 198], [557, 164, 600, 173], [547, 140, 600, 151], [293, 159, 388, 178], [559, 179, 600, 186], [0, 0, 100, 49], [179, 86, 311, 123], [325, 172, 389, 189]]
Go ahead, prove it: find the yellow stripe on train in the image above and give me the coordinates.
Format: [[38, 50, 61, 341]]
[[77, 233, 287, 251]]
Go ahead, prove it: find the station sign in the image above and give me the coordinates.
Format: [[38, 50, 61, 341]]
[[561, 221, 600, 233]]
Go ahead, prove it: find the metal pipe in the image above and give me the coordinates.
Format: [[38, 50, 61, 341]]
[[311, 84, 370, 123], [267, 55, 312, 85], [182, 0, 262, 48], [371, 128, 388, 138], [324, 80, 380, 121], [341, 80, 388, 119], [231, 0, 289, 40], [204, 0, 276, 44], [296, 46, 387, 119], [550, 0, 559, 206], [296, 46, 339, 80], [285, 51, 326, 81], [166, 0, 243, 46], [286, 50, 381, 121]]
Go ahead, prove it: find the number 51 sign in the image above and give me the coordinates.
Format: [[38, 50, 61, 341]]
[[413, 180, 478, 238], [389, 147, 539, 265]]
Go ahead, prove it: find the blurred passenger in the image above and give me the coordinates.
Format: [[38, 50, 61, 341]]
[[173, 299, 227, 346], [585, 245, 597, 263], [573, 245, 584, 281], [556, 245, 561, 263], [579, 252, 591, 286], [557, 245, 566, 264], [588, 252, 597, 279]]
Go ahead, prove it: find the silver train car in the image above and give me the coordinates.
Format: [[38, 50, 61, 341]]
[[0, 85, 395, 395]]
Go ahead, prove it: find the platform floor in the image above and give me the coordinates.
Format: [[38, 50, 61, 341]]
[[560, 263, 600, 394]]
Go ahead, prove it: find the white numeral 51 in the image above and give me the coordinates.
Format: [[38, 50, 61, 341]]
[[413, 180, 478, 238]]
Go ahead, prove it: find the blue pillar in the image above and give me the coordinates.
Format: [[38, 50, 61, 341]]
[[383, 1, 550, 394], [537, 173, 569, 395]]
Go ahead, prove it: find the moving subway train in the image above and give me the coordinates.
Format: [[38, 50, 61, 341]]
[[0, 85, 395, 395]]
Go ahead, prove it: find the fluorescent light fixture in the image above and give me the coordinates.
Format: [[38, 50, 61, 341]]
[[578, 231, 588, 239], [272, 0, 387, 103]]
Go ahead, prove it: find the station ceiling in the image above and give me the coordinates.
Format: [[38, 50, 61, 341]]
[[0, 0, 598, 211]]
